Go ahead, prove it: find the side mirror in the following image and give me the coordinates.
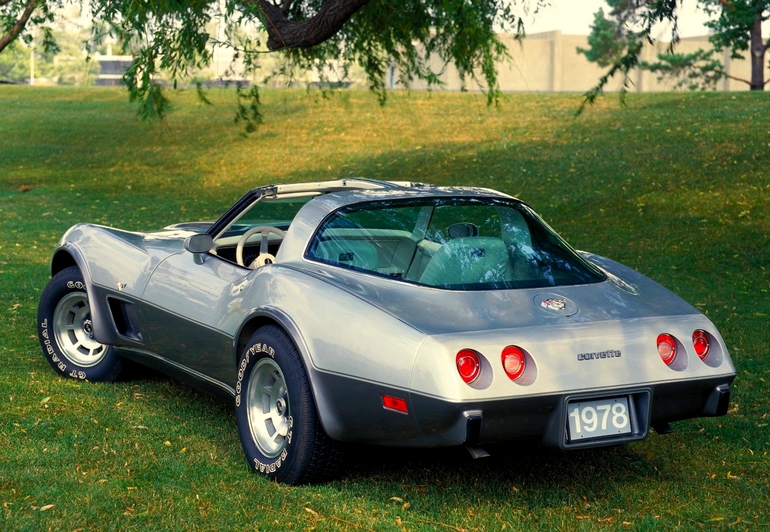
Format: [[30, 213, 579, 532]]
[[184, 234, 214, 263]]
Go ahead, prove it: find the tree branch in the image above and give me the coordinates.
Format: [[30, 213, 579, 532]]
[[724, 72, 752, 85], [0, 0, 39, 53], [256, 0, 371, 50]]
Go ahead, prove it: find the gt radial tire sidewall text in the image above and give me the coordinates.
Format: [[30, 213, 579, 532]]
[[37, 266, 123, 382]]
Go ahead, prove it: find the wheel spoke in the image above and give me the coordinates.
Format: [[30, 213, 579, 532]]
[[274, 422, 288, 438], [52, 291, 110, 367], [247, 357, 291, 459], [269, 386, 282, 404]]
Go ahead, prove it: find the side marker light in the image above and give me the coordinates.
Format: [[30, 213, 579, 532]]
[[382, 395, 408, 414]]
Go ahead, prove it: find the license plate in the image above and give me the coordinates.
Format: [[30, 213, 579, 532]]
[[567, 396, 632, 441]]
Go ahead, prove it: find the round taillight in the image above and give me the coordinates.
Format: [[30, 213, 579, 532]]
[[501, 346, 526, 380], [456, 349, 481, 384], [657, 333, 677, 365], [692, 330, 710, 360]]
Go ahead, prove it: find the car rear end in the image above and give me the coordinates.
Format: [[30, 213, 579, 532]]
[[408, 313, 734, 450]]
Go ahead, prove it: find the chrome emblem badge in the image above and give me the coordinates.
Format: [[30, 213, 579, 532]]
[[540, 298, 566, 311]]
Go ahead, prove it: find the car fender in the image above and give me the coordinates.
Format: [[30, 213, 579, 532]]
[[234, 267, 428, 442], [233, 305, 353, 439], [48, 240, 121, 347], [51, 224, 172, 347]]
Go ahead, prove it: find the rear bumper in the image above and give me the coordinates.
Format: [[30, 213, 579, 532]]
[[410, 375, 734, 449], [312, 369, 734, 449]]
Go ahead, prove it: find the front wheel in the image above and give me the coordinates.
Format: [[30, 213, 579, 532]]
[[37, 266, 123, 382], [235, 325, 343, 484]]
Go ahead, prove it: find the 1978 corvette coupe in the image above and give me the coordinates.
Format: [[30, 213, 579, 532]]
[[37, 179, 735, 484]]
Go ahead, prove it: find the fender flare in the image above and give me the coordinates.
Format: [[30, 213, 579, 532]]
[[233, 307, 348, 441], [50, 243, 119, 346]]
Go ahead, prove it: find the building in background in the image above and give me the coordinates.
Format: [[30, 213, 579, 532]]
[[394, 31, 768, 93]]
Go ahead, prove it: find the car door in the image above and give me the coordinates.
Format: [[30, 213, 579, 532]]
[[140, 249, 252, 387]]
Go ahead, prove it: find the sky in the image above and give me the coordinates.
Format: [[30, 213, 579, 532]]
[[525, 0, 712, 39]]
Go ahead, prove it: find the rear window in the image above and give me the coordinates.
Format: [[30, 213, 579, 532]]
[[306, 197, 605, 290]]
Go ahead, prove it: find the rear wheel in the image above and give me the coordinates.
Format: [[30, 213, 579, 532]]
[[235, 325, 343, 484], [37, 266, 122, 382]]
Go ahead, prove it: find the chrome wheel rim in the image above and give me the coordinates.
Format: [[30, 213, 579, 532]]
[[246, 358, 290, 459], [53, 292, 108, 367]]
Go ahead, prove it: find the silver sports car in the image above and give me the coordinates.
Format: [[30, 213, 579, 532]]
[[37, 179, 735, 484]]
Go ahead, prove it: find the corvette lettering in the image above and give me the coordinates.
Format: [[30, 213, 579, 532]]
[[577, 350, 622, 361]]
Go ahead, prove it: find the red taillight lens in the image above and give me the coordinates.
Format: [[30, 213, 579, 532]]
[[657, 333, 677, 365], [692, 330, 711, 360], [456, 349, 481, 383], [501, 346, 526, 380], [382, 395, 408, 413]]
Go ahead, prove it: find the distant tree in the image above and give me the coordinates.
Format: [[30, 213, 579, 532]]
[[700, 0, 770, 90], [0, 38, 29, 80], [577, 4, 642, 69], [580, 0, 770, 96], [578, 0, 685, 105], [42, 12, 94, 84], [1, 5, 95, 84], [640, 49, 724, 90]]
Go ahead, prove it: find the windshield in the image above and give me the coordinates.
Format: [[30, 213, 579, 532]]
[[219, 196, 314, 238], [210, 194, 315, 267], [306, 197, 605, 290]]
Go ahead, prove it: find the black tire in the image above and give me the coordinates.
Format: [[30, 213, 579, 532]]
[[37, 266, 123, 382], [235, 325, 343, 484]]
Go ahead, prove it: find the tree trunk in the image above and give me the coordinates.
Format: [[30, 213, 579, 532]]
[[749, 11, 765, 90], [257, 0, 371, 51], [0, 0, 39, 53]]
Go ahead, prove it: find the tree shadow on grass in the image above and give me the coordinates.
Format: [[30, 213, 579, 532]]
[[336, 439, 666, 502]]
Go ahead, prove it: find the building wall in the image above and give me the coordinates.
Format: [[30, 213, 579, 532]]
[[398, 31, 769, 93]]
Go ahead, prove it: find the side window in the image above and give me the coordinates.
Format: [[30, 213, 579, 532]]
[[308, 206, 421, 274]]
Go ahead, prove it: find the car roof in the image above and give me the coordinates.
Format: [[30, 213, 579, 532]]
[[263, 178, 515, 207], [268, 178, 424, 197]]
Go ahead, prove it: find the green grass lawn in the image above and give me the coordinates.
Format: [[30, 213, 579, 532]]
[[1, 86, 768, 531]]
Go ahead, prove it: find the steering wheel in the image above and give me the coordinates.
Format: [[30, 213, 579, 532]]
[[235, 226, 287, 268]]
